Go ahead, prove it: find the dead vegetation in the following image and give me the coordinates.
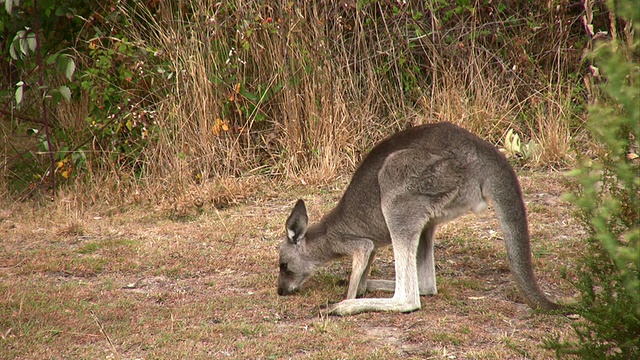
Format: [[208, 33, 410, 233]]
[[1, 0, 592, 202]]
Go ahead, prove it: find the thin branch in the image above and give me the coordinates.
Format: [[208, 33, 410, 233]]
[[0, 108, 47, 125], [32, 0, 56, 196]]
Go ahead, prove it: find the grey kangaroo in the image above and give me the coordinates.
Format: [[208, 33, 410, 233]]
[[277, 122, 560, 315]]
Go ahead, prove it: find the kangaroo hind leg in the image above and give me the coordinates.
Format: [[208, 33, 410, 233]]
[[418, 225, 437, 295]]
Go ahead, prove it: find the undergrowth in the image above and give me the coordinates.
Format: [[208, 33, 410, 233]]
[[0, 0, 599, 205], [545, 0, 639, 357]]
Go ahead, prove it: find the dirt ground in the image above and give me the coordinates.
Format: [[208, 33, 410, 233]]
[[0, 171, 584, 359]]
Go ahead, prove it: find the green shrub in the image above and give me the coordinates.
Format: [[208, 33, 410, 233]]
[[546, 0, 639, 358]]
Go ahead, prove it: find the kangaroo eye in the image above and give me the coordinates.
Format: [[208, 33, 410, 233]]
[[279, 263, 288, 272]]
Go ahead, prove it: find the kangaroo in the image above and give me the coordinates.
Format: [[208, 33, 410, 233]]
[[277, 122, 560, 315]]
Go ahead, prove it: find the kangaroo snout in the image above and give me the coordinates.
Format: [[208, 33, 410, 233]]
[[277, 284, 296, 296], [277, 287, 289, 296], [277, 273, 297, 295], [278, 271, 309, 295]]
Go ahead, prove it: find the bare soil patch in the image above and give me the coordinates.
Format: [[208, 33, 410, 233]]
[[0, 171, 582, 359]]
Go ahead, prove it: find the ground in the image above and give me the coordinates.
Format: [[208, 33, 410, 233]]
[[0, 171, 584, 359]]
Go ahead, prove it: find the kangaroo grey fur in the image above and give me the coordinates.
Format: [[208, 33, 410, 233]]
[[277, 122, 560, 315]]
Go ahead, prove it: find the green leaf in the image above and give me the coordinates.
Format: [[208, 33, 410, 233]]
[[5, 0, 13, 15], [272, 82, 284, 94], [72, 150, 86, 163], [26, 32, 36, 52], [55, 54, 67, 73], [46, 53, 58, 65], [241, 89, 258, 102], [55, 5, 67, 17], [12, 31, 24, 58], [19, 36, 28, 55], [15, 81, 24, 105], [56, 146, 69, 160], [50, 88, 61, 106], [65, 58, 75, 81], [58, 85, 71, 102], [9, 42, 18, 60]]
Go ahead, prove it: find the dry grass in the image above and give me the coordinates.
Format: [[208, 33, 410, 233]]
[[1, 171, 583, 359], [81, 0, 584, 196], [150, 0, 579, 198], [0, 0, 589, 204]]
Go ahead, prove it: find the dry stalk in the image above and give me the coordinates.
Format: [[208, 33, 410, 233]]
[[90, 310, 121, 360]]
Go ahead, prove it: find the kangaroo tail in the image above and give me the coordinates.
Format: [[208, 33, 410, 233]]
[[487, 164, 561, 310]]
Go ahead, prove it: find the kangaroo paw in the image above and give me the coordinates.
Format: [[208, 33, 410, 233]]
[[328, 298, 421, 316]]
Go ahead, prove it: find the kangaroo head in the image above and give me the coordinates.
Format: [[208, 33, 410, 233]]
[[277, 199, 318, 296]]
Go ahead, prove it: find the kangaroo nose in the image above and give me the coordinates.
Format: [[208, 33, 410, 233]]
[[278, 286, 296, 296]]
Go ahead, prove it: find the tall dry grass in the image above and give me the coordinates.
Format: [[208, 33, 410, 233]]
[[138, 0, 580, 176], [1, 0, 589, 206], [126, 0, 405, 185]]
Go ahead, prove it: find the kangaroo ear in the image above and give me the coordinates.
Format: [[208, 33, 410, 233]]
[[286, 199, 308, 244]]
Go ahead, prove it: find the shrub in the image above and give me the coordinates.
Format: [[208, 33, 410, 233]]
[[546, 0, 639, 358]]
